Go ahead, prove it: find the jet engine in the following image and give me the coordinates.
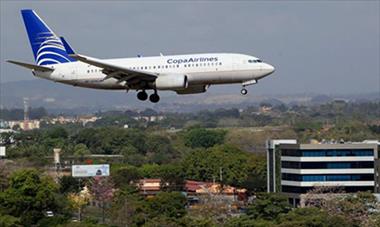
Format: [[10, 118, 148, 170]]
[[155, 74, 188, 90]]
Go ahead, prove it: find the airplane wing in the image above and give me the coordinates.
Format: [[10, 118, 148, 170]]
[[69, 54, 157, 85]]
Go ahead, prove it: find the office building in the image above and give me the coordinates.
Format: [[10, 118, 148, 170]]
[[267, 140, 379, 206]]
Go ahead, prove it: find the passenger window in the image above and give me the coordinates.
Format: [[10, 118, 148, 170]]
[[219, 62, 222, 65], [166, 65, 168, 68]]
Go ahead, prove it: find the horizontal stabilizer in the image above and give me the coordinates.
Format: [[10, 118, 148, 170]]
[[7, 60, 54, 72]]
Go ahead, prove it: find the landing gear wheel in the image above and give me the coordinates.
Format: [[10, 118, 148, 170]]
[[241, 88, 248, 95], [149, 93, 160, 103], [137, 91, 148, 101]]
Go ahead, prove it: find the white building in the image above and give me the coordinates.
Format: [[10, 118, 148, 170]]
[[267, 140, 379, 206]]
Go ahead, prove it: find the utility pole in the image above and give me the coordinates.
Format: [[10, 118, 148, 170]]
[[219, 167, 223, 183]]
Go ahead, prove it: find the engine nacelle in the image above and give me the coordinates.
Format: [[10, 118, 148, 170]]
[[176, 85, 209, 94], [155, 74, 188, 90]]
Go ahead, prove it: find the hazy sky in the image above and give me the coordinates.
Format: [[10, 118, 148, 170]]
[[1, 1, 379, 95]]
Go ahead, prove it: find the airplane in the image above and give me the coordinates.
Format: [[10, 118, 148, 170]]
[[8, 9, 275, 103]]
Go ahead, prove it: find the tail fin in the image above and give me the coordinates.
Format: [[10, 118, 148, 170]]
[[21, 9, 77, 66]]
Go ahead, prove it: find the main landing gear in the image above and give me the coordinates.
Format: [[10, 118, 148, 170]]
[[137, 90, 160, 103], [149, 92, 160, 103], [137, 90, 148, 101]]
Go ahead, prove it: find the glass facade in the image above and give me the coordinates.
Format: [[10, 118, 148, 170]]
[[282, 173, 374, 182], [282, 161, 374, 169], [282, 185, 373, 193], [273, 142, 378, 196], [282, 149, 373, 157]]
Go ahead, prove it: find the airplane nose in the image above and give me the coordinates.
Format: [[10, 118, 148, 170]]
[[263, 63, 275, 75]]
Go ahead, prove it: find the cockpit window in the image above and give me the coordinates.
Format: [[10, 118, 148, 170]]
[[248, 59, 263, 63]]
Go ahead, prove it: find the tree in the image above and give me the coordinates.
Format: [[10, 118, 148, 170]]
[[0, 161, 9, 192], [110, 190, 186, 226], [0, 214, 21, 227], [304, 189, 380, 227], [276, 207, 353, 227], [109, 186, 146, 227], [74, 143, 91, 162], [59, 176, 82, 194], [158, 164, 185, 191], [246, 193, 291, 220], [147, 192, 187, 219], [143, 215, 178, 227], [225, 215, 273, 227], [44, 126, 68, 139], [138, 163, 161, 178], [119, 145, 146, 166], [186, 193, 233, 226], [184, 127, 226, 148], [181, 145, 253, 186], [89, 176, 114, 223], [67, 190, 90, 221], [180, 216, 217, 227], [112, 165, 142, 188], [145, 134, 174, 164], [0, 169, 67, 226], [242, 154, 267, 192]]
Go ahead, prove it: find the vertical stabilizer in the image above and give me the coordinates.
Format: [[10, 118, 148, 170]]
[[21, 9, 77, 65]]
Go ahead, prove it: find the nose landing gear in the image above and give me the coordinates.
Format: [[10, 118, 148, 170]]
[[240, 79, 257, 96]]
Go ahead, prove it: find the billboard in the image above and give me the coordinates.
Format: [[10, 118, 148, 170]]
[[0, 146, 5, 157], [72, 164, 110, 177]]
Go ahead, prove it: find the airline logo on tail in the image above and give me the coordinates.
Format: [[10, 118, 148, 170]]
[[21, 9, 76, 65]]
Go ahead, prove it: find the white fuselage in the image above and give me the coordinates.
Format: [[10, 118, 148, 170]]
[[35, 53, 275, 91]]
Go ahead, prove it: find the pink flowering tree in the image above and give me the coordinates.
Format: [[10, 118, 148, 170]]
[[89, 176, 114, 223]]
